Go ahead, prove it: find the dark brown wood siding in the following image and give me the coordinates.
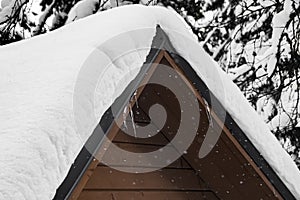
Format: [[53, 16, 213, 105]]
[[72, 51, 283, 200]]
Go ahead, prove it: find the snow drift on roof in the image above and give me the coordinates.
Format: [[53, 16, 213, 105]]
[[0, 5, 299, 199]]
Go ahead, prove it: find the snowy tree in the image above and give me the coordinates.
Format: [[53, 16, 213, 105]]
[[0, 0, 31, 44], [0, 0, 215, 44], [197, 0, 300, 167], [0, 0, 105, 43], [0, 0, 299, 168]]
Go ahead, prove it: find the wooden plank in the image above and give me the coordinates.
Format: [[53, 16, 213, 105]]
[[113, 124, 170, 146], [99, 142, 191, 169], [84, 166, 206, 190], [78, 190, 219, 200]]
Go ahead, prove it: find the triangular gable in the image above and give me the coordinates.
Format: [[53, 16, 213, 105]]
[[54, 27, 295, 200]]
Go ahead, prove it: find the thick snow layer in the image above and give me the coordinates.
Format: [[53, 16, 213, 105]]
[[0, 5, 299, 199]]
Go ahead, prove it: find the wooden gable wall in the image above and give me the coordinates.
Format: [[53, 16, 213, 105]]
[[68, 51, 283, 200]]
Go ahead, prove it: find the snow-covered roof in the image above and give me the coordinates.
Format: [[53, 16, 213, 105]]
[[0, 5, 299, 199]]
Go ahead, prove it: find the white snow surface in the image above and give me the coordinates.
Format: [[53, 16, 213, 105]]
[[0, 5, 299, 199]]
